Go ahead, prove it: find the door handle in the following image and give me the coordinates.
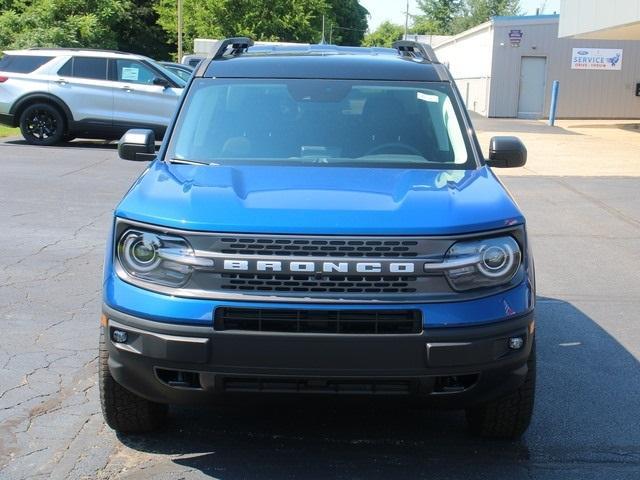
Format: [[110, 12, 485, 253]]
[[121, 86, 132, 92], [55, 79, 67, 85]]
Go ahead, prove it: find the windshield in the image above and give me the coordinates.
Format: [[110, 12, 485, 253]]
[[167, 78, 474, 168], [147, 59, 186, 88]]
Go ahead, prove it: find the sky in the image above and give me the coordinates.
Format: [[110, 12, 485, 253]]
[[360, 0, 562, 31]]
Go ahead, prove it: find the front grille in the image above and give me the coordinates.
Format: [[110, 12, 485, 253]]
[[174, 230, 456, 300], [223, 377, 413, 395], [220, 273, 418, 294], [218, 237, 420, 257], [215, 307, 423, 334]]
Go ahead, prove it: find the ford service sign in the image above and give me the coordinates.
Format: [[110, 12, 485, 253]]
[[571, 48, 623, 70]]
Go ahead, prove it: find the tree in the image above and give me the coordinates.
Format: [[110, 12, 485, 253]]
[[0, 0, 131, 50], [361, 21, 404, 48], [0, 0, 173, 59], [326, 0, 368, 45], [114, 0, 175, 59], [414, 0, 462, 35], [412, 0, 520, 35], [462, 0, 520, 28], [155, 0, 369, 56], [157, 0, 326, 55]]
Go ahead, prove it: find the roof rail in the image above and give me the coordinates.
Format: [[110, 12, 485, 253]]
[[392, 40, 439, 63], [213, 37, 254, 59], [28, 47, 132, 55]]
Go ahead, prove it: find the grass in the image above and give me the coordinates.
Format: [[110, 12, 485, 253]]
[[0, 125, 19, 138]]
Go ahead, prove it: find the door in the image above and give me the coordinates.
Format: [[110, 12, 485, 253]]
[[49, 56, 114, 126], [111, 59, 182, 132], [517, 56, 547, 119]]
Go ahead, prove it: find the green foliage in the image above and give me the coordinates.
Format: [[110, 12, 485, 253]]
[[155, 0, 368, 54], [459, 0, 521, 30], [413, 0, 521, 35], [326, 0, 368, 45], [0, 0, 368, 57], [415, 0, 461, 35], [116, 0, 175, 59], [0, 0, 130, 50], [362, 21, 404, 48]]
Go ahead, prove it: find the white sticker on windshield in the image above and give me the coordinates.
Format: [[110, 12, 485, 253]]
[[417, 92, 439, 103], [121, 67, 139, 81]]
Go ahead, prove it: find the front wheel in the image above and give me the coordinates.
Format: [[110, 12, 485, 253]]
[[99, 330, 168, 433], [465, 339, 536, 439], [19, 103, 65, 146]]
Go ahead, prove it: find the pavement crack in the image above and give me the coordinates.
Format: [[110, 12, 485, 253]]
[[551, 177, 640, 230]]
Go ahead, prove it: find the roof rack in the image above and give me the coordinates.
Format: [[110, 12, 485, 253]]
[[392, 40, 439, 63], [213, 37, 255, 59]]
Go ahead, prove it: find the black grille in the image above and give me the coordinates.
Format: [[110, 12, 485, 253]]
[[218, 237, 420, 257], [220, 273, 418, 294], [223, 377, 413, 395], [215, 307, 423, 334]]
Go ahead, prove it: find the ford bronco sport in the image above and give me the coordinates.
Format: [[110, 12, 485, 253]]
[[100, 38, 535, 439]]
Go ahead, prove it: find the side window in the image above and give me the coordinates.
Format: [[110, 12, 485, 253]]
[[72, 57, 108, 80], [115, 60, 157, 85], [57, 59, 72, 76], [0, 55, 53, 73]]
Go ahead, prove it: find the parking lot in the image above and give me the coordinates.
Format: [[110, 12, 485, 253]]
[[1, 116, 639, 479]]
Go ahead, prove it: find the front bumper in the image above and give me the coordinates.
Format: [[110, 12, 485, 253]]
[[104, 304, 535, 408]]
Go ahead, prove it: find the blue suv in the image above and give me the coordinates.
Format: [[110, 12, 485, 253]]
[[100, 38, 535, 439]]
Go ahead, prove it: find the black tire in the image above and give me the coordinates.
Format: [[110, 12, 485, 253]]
[[465, 339, 536, 439], [99, 330, 168, 433], [19, 102, 65, 146]]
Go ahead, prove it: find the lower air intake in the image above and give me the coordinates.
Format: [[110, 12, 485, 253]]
[[214, 307, 423, 334]]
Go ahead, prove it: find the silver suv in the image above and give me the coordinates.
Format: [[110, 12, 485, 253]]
[[0, 48, 185, 145]]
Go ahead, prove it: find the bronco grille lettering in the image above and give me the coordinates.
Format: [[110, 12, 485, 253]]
[[220, 260, 418, 275]]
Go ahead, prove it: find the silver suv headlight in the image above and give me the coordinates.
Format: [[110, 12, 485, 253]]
[[426, 236, 522, 291], [117, 230, 199, 287]]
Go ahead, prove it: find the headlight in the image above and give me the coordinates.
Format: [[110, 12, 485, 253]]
[[117, 230, 196, 287], [427, 236, 521, 291]]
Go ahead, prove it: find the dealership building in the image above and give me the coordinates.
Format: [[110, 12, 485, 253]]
[[429, 14, 640, 119]]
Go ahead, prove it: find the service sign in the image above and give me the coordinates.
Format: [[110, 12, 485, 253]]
[[571, 48, 623, 70]]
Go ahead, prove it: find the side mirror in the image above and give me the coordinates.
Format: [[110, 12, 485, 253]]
[[486, 136, 527, 168], [152, 76, 170, 88], [118, 129, 156, 161]]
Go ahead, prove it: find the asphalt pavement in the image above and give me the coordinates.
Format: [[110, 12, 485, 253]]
[[0, 122, 639, 479]]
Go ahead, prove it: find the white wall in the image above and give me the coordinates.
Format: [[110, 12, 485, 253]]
[[491, 17, 640, 118], [434, 24, 494, 115], [559, 0, 640, 39]]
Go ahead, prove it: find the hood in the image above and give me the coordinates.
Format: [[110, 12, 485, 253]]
[[115, 161, 524, 235]]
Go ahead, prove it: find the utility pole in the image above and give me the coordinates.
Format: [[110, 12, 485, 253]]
[[404, 0, 410, 39], [177, 0, 183, 61], [321, 15, 326, 44]]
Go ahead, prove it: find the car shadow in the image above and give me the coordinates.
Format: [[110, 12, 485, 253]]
[[2, 139, 118, 150], [116, 296, 640, 478], [470, 113, 582, 136]]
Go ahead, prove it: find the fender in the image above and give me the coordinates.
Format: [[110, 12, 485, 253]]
[[9, 92, 75, 127]]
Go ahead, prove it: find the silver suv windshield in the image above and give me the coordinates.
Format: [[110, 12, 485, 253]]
[[146, 58, 186, 87], [167, 78, 475, 168]]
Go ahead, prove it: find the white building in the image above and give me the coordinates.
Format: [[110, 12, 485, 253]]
[[559, 0, 640, 40], [434, 15, 640, 119]]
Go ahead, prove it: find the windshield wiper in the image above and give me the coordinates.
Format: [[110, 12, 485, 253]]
[[167, 158, 214, 166]]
